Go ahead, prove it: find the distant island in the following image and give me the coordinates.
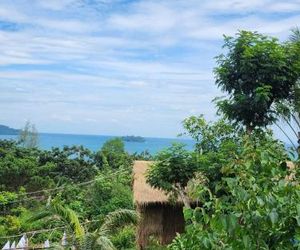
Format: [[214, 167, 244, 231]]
[[121, 135, 145, 142], [0, 124, 20, 135]]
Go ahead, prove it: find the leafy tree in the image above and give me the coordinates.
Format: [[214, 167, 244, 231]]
[[215, 31, 300, 131], [39, 146, 98, 183], [182, 116, 241, 197], [95, 138, 132, 169], [18, 121, 39, 148], [146, 144, 199, 208], [0, 140, 40, 191], [182, 115, 239, 154]]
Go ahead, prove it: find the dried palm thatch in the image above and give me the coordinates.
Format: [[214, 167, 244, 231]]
[[133, 160, 170, 205], [133, 161, 185, 249]]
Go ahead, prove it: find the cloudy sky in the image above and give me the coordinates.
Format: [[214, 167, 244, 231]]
[[0, 0, 299, 138]]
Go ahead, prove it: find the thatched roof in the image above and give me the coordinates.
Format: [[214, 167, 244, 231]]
[[133, 161, 174, 206], [133, 160, 298, 206]]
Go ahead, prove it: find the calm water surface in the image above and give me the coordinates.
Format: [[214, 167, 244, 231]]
[[0, 133, 194, 154]]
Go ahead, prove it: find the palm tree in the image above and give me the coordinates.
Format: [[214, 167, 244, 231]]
[[28, 200, 138, 249], [290, 27, 300, 43], [28, 199, 85, 247], [81, 209, 138, 250]]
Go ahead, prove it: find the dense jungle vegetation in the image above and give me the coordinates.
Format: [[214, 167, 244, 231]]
[[0, 29, 300, 249], [0, 136, 155, 249]]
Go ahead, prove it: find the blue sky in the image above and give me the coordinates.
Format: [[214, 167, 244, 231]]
[[0, 0, 300, 139]]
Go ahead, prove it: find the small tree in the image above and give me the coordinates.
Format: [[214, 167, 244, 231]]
[[146, 144, 199, 208], [215, 31, 300, 132], [18, 121, 39, 148], [95, 138, 132, 169]]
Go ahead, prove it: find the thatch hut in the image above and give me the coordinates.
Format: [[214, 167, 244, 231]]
[[133, 161, 185, 249]]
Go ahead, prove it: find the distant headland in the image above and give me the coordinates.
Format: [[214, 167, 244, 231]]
[[121, 135, 145, 142], [0, 124, 20, 135]]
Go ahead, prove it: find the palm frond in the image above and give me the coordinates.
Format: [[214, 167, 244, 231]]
[[290, 27, 300, 43], [65, 207, 85, 239], [100, 209, 139, 235], [81, 232, 96, 250], [26, 210, 53, 223], [95, 235, 116, 250], [27, 199, 85, 240], [46, 200, 85, 238]]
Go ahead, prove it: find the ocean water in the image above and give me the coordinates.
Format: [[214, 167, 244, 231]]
[[0, 133, 194, 154]]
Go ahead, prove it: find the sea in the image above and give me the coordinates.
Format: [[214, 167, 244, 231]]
[[0, 133, 194, 155]]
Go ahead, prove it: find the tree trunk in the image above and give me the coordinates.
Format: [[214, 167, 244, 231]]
[[175, 185, 191, 209]]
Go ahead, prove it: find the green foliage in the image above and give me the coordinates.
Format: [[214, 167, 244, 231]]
[[169, 133, 300, 249], [38, 145, 98, 183], [215, 31, 300, 130], [84, 169, 133, 218], [95, 138, 133, 169], [0, 141, 40, 191], [182, 115, 239, 153], [1, 29, 299, 249], [146, 144, 199, 194], [111, 226, 136, 250], [0, 141, 100, 192], [29, 200, 138, 250], [99, 209, 139, 236], [0, 138, 135, 247], [182, 116, 241, 197], [28, 199, 85, 240], [290, 27, 300, 43]]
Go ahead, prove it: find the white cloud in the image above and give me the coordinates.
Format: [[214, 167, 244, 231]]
[[36, 0, 75, 11], [202, 0, 300, 13], [0, 0, 299, 137]]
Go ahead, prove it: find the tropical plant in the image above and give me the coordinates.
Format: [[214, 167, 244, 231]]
[[290, 27, 300, 43], [28, 200, 138, 250], [28, 199, 85, 242], [169, 132, 299, 249]]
